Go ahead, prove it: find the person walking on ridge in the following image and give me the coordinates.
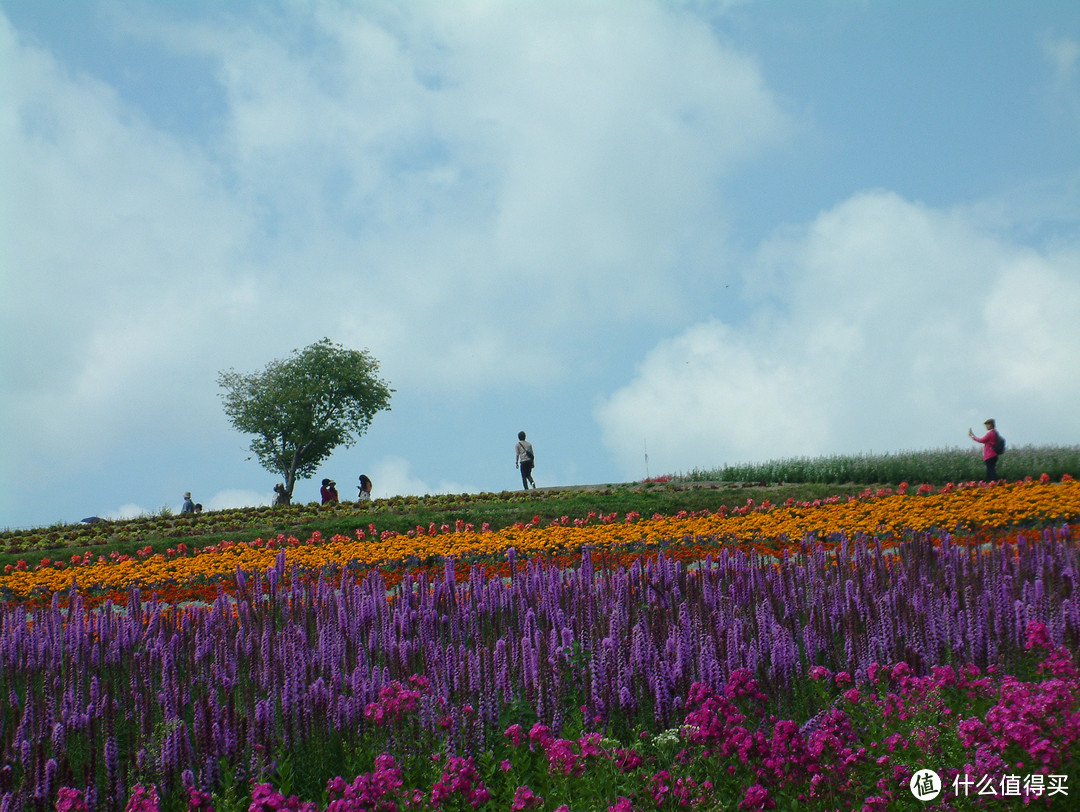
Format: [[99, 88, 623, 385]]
[[969, 418, 1003, 481], [515, 431, 536, 490]]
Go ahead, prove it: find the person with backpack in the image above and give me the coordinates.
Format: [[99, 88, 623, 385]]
[[515, 431, 536, 490], [969, 418, 1004, 481]]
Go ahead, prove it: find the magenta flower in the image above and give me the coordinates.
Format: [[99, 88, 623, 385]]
[[809, 665, 832, 681], [510, 785, 544, 810], [363, 681, 423, 725], [125, 785, 160, 812], [544, 738, 583, 776], [504, 724, 525, 747], [1025, 620, 1054, 651], [248, 784, 318, 812], [56, 787, 89, 812], [430, 755, 491, 809], [528, 723, 554, 748], [739, 783, 775, 809]]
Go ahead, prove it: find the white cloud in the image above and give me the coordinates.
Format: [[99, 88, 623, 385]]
[[204, 488, 271, 512], [173, 2, 786, 385], [1042, 34, 1079, 84], [105, 503, 150, 521], [1041, 34, 1080, 125], [596, 191, 1080, 475], [1, 1, 789, 526], [367, 456, 477, 500]]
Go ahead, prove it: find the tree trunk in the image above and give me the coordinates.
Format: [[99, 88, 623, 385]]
[[284, 449, 301, 501], [283, 442, 311, 502]]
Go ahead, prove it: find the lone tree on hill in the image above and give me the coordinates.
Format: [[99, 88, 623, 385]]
[[218, 339, 393, 502]]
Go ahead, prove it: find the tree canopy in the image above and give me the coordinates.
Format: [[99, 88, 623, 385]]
[[218, 339, 393, 500]]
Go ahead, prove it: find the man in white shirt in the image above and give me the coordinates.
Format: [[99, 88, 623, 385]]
[[515, 431, 536, 490]]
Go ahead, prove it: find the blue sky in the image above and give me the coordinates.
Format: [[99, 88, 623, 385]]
[[2, 0, 1079, 529]]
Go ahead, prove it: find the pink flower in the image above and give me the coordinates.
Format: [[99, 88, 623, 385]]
[[739, 783, 776, 809], [650, 770, 672, 805], [528, 723, 554, 748], [510, 785, 544, 810], [430, 755, 491, 809], [578, 732, 603, 758], [958, 717, 992, 748], [56, 788, 89, 812], [504, 724, 525, 746], [545, 738, 583, 776], [125, 785, 161, 812], [1025, 621, 1053, 651], [363, 680, 422, 725]]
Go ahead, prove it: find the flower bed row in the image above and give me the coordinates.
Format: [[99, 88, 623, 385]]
[[2, 477, 1078, 604]]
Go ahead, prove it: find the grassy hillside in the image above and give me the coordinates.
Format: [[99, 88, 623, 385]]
[[4, 444, 1077, 570], [1, 481, 867, 570]]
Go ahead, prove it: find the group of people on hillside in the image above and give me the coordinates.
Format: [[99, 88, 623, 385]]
[[181, 492, 202, 513], [271, 431, 539, 508], [315, 474, 373, 505], [178, 471, 374, 515], [269, 473, 372, 507], [274, 431, 539, 508], [275, 431, 539, 507], [181, 420, 1002, 517]]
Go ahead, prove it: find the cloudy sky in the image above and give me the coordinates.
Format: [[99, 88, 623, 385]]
[[2, 0, 1078, 529]]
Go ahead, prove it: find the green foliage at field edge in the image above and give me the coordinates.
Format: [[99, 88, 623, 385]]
[[690, 444, 1080, 486]]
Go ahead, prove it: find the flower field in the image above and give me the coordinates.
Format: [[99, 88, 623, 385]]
[[2, 476, 1080, 810]]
